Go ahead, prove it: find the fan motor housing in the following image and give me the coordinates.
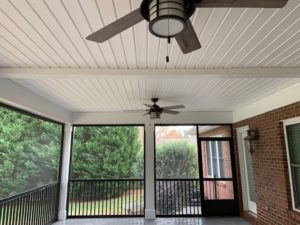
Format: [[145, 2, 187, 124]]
[[141, 0, 196, 38]]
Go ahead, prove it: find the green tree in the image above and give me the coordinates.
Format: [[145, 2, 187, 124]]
[[0, 107, 62, 199], [156, 140, 198, 179], [132, 149, 144, 179], [71, 126, 142, 179]]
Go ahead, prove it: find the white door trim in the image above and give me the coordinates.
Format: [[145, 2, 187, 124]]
[[236, 126, 257, 214]]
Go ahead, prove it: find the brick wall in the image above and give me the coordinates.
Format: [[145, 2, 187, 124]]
[[233, 102, 300, 225]]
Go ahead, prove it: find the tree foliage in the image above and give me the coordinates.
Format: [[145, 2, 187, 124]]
[[71, 126, 143, 179], [0, 107, 62, 199], [156, 141, 198, 179]]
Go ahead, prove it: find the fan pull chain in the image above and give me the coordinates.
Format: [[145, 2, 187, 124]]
[[166, 1, 170, 63], [166, 36, 171, 63]]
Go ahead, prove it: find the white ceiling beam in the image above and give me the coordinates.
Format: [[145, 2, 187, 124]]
[[1, 67, 300, 79], [72, 111, 233, 124]]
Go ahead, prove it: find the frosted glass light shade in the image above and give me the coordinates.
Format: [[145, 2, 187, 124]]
[[149, 0, 186, 38]]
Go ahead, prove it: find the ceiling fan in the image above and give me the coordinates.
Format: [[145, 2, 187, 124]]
[[86, 0, 288, 54], [142, 98, 185, 119]]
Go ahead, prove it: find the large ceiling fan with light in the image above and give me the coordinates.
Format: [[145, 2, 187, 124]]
[[87, 0, 288, 55]]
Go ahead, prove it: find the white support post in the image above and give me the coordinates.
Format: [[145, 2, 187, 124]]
[[144, 122, 156, 219], [58, 124, 73, 221]]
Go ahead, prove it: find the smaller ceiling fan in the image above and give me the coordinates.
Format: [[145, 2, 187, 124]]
[[143, 98, 185, 119]]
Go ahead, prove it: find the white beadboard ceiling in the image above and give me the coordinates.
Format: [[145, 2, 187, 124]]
[[0, 0, 299, 69], [1, 0, 300, 113]]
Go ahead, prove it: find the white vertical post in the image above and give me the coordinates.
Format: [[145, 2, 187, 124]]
[[58, 124, 73, 221], [144, 122, 156, 219]]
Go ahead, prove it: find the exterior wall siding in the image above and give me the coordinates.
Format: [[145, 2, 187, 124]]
[[233, 102, 300, 225]]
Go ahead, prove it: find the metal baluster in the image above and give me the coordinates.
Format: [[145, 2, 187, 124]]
[[100, 181, 102, 216], [93, 181, 96, 216], [0, 202, 3, 225], [36, 191, 41, 225], [3, 202, 7, 225], [162, 181, 164, 216], [140, 180, 142, 216], [27, 194, 32, 225], [108, 181, 111, 216], [10, 199, 15, 225], [16, 197, 21, 225], [84, 181, 88, 216], [128, 180, 131, 215], [121, 180, 124, 216], [196, 180, 199, 215], [117, 180, 120, 216], [113, 180, 116, 216], [134, 180, 136, 216], [105, 181, 108, 216], [39, 191, 44, 225], [102, 181, 105, 216], [69, 181, 73, 216], [176, 180, 179, 215], [188, 180, 192, 215], [49, 186, 53, 222], [97, 181, 100, 216], [88, 181, 92, 216], [124, 180, 127, 216], [41, 189, 46, 225]]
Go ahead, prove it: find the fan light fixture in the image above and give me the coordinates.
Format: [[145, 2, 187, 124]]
[[150, 111, 161, 119], [141, 0, 195, 38], [149, 0, 186, 38]]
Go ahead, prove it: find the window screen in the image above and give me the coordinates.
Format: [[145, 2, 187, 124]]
[[205, 141, 225, 178], [286, 123, 300, 209], [0, 106, 63, 200]]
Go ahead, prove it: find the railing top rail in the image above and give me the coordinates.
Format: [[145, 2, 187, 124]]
[[70, 178, 144, 182], [0, 182, 58, 204], [155, 178, 200, 181], [203, 178, 233, 181]]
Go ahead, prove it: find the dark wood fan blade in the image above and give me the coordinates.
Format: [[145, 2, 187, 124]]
[[144, 104, 153, 108], [162, 105, 185, 110], [86, 9, 143, 43], [195, 0, 288, 8], [163, 109, 180, 114], [123, 110, 147, 112], [175, 19, 201, 54]]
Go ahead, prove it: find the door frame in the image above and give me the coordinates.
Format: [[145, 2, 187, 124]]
[[236, 126, 257, 214], [198, 137, 239, 216]]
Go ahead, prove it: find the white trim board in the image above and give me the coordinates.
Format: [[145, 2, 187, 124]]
[[233, 82, 300, 123], [1, 67, 300, 79], [0, 79, 71, 123]]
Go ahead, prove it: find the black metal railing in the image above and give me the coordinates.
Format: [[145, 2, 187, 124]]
[[155, 179, 201, 216], [67, 179, 144, 217], [0, 183, 59, 225]]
